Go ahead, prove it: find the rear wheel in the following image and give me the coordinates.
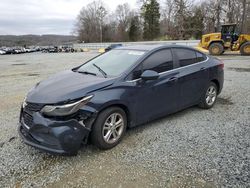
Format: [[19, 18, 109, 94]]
[[91, 107, 127, 149], [240, 42, 250, 55], [209, 43, 224, 55], [199, 82, 218, 109]]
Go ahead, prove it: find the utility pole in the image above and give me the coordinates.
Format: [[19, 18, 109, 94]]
[[97, 6, 107, 43], [100, 19, 103, 43], [241, 0, 246, 33], [216, 0, 221, 32]]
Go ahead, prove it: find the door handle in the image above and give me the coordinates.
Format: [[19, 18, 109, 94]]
[[169, 77, 178, 81], [200, 67, 206, 70]]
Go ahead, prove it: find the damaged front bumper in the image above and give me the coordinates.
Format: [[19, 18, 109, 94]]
[[18, 105, 97, 155]]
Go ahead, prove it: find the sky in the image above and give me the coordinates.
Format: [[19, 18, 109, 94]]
[[0, 0, 138, 35]]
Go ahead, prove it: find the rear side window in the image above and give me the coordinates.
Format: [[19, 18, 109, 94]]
[[142, 49, 173, 73], [173, 48, 196, 67], [196, 52, 206, 62]]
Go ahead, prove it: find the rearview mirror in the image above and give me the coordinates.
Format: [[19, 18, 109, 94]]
[[141, 70, 159, 81]]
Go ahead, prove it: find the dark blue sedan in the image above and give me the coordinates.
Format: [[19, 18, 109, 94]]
[[19, 45, 224, 155]]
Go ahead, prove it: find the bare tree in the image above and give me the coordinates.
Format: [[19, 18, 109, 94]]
[[215, 0, 222, 31], [76, 0, 107, 42], [75, 0, 250, 42], [241, 0, 247, 32], [115, 3, 131, 41], [161, 0, 175, 38], [174, 0, 191, 39]]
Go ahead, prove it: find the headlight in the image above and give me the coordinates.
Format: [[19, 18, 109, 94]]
[[41, 95, 93, 116], [22, 96, 27, 108]]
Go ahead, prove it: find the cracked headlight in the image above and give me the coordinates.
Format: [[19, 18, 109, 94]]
[[41, 95, 93, 116]]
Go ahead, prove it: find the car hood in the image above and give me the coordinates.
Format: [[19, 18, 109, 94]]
[[26, 70, 116, 104]]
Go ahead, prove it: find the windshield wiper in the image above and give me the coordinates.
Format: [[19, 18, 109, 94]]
[[77, 70, 97, 76], [93, 63, 107, 78]]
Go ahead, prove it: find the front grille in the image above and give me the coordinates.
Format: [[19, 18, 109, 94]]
[[23, 112, 33, 127], [24, 102, 44, 112]]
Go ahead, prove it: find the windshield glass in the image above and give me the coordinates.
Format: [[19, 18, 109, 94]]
[[77, 49, 145, 77]]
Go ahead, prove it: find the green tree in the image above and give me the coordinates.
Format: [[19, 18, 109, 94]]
[[141, 0, 160, 40], [191, 7, 204, 39], [129, 16, 141, 41], [181, 6, 204, 39]]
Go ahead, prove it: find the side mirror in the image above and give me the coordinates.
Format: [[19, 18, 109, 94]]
[[141, 70, 159, 81]]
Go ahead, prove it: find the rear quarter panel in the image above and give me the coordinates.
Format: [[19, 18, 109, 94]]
[[207, 56, 224, 94]]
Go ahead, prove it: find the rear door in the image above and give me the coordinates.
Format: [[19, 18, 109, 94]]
[[172, 48, 209, 108]]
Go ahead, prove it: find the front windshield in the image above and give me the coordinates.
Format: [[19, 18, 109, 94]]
[[77, 49, 145, 77]]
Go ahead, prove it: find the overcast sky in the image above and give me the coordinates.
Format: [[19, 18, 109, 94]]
[[0, 0, 138, 35]]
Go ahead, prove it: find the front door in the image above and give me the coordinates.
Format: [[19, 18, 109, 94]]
[[125, 48, 181, 125]]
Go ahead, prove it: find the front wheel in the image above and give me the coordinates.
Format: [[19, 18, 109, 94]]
[[199, 82, 218, 109], [209, 43, 224, 55], [91, 107, 127, 150]]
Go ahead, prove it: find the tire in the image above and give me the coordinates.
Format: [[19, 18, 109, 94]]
[[90, 107, 127, 150], [209, 43, 224, 55], [199, 82, 218, 109], [240, 42, 250, 56]]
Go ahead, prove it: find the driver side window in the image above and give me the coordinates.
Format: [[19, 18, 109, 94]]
[[127, 49, 173, 80], [142, 49, 173, 73]]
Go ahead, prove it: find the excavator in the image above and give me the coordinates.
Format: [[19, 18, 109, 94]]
[[199, 23, 250, 55]]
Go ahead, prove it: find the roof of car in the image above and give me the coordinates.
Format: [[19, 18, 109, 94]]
[[116, 44, 194, 51]]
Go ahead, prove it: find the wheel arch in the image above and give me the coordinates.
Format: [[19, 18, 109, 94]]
[[239, 41, 250, 48], [211, 79, 220, 93], [98, 102, 132, 128], [208, 40, 224, 47]]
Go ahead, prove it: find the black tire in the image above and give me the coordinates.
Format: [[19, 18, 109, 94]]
[[199, 82, 218, 109], [209, 43, 224, 55], [90, 107, 127, 150], [240, 42, 250, 56]]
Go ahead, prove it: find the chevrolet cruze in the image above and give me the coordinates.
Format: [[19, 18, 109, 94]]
[[19, 45, 224, 155]]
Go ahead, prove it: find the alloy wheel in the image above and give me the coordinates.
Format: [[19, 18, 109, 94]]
[[205, 86, 217, 106], [102, 113, 124, 144]]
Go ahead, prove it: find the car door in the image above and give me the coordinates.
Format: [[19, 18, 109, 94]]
[[172, 48, 209, 109], [125, 49, 181, 125]]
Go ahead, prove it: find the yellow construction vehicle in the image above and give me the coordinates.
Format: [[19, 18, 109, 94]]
[[199, 23, 250, 55]]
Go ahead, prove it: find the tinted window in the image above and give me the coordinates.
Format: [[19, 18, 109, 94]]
[[174, 48, 196, 67], [196, 52, 206, 62], [142, 49, 173, 73]]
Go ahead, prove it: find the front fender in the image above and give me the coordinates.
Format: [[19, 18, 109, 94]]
[[208, 40, 224, 47], [87, 87, 135, 127]]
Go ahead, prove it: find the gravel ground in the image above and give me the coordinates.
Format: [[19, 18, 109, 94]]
[[0, 52, 249, 188]]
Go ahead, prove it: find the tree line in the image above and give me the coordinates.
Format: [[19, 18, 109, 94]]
[[75, 0, 250, 43], [0, 35, 77, 47]]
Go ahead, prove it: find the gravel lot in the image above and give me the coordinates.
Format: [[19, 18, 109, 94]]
[[0, 52, 249, 187]]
